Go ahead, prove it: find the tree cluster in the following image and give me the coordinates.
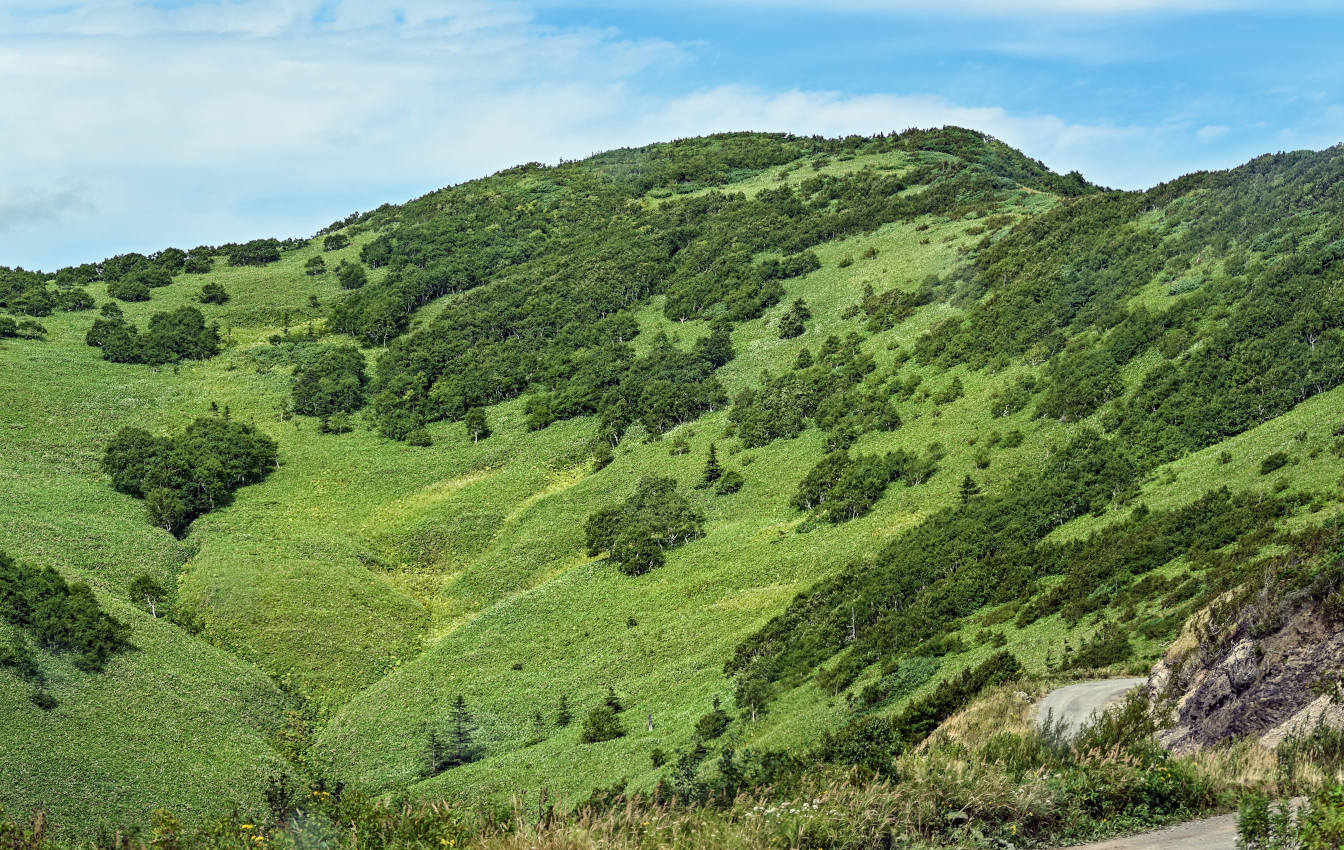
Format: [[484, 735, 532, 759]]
[[102, 416, 278, 536], [86, 303, 220, 365], [0, 551, 130, 673], [584, 476, 704, 575]]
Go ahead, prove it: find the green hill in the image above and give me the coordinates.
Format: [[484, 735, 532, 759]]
[[3, 128, 1343, 840]]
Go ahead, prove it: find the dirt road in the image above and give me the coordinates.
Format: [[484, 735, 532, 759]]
[[1038, 679, 1240, 849], [1059, 813, 1238, 849], [1036, 677, 1147, 736]]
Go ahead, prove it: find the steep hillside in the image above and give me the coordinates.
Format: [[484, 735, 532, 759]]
[[2, 129, 1343, 838]]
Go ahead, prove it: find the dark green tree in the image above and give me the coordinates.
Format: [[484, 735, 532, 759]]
[[604, 684, 624, 713], [580, 705, 626, 743], [292, 345, 368, 416], [699, 443, 721, 488], [464, 407, 490, 442], [129, 573, 169, 618], [199, 281, 229, 304], [556, 694, 573, 727], [778, 298, 811, 339], [335, 259, 367, 290], [959, 474, 982, 504]]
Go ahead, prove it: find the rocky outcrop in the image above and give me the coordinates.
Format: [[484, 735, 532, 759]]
[[1149, 591, 1344, 752]]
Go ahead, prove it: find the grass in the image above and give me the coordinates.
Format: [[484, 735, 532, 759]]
[[3, 143, 1342, 838]]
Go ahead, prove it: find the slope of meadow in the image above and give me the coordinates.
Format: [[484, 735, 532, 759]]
[[3, 130, 1343, 836]]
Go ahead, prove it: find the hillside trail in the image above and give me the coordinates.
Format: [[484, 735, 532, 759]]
[[1037, 678, 1238, 850]]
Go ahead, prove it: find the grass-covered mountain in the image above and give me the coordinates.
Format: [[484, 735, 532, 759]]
[[3, 128, 1344, 843]]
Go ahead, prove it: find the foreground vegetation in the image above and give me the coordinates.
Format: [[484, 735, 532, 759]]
[[5, 686, 1343, 850]]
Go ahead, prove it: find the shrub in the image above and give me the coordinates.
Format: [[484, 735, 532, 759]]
[[107, 278, 150, 302], [581, 705, 626, 743], [199, 281, 229, 304], [1260, 451, 1290, 475]]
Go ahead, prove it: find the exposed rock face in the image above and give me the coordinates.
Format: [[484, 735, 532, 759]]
[[1149, 594, 1344, 752]]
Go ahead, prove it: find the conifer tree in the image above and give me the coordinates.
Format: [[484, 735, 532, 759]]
[[556, 694, 572, 727], [959, 474, 981, 504], [700, 443, 722, 487]]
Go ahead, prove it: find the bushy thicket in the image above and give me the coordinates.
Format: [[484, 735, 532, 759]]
[[85, 303, 220, 365], [0, 551, 129, 672], [585, 476, 704, 575], [291, 345, 368, 417], [102, 416, 278, 536]]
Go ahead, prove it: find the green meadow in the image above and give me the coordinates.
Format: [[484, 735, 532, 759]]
[[3, 131, 1343, 837]]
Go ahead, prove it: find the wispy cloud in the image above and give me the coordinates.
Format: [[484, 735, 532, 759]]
[[0, 185, 91, 235]]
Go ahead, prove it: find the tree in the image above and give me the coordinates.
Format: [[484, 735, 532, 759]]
[[305, 256, 326, 276], [335, 259, 367, 290], [292, 345, 368, 416], [556, 694, 573, 727], [102, 416, 278, 536], [581, 705, 626, 743], [199, 281, 229, 304], [107, 278, 151, 302], [604, 684, 624, 713], [585, 476, 704, 575], [426, 695, 481, 776], [323, 233, 350, 251], [226, 239, 282, 266], [464, 407, 490, 442], [129, 573, 168, 618], [699, 443, 722, 488], [778, 298, 811, 339], [959, 474, 982, 504], [146, 487, 190, 536], [714, 469, 744, 495], [694, 696, 731, 740]]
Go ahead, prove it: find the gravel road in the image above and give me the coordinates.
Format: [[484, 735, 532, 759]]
[[1058, 813, 1238, 850], [1038, 678, 1240, 850], [1036, 677, 1148, 736]]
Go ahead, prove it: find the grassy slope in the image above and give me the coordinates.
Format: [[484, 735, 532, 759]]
[[5, 142, 1343, 831], [0, 317, 293, 830]]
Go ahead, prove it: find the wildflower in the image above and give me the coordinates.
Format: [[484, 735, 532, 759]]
[[240, 824, 254, 830]]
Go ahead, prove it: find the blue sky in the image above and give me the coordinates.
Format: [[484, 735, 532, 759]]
[[2, 1, 1344, 270]]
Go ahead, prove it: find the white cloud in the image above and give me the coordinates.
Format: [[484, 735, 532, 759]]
[[1196, 124, 1231, 141]]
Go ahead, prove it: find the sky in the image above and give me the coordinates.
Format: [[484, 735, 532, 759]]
[[2, 1, 1344, 270]]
